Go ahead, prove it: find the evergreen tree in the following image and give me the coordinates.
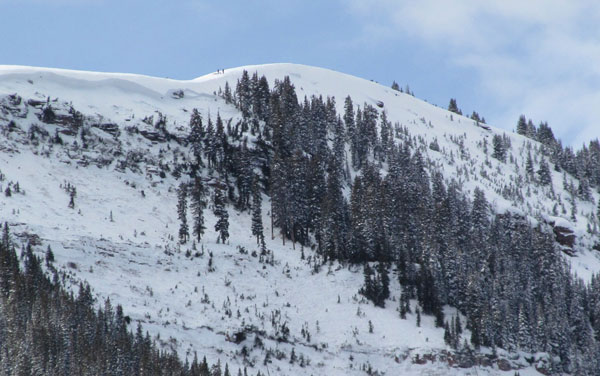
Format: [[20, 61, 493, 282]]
[[517, 304, 532, 352], [235, 141, 254, 210], [251, 175, 264, 245], [321, 156, 348, 261], [379, 111, 391, 161], [189, 177, 207, 242], [223, 81, 233, 104], [444, 321, 452, 346], [360, 262, 390, 308], [189, 109, 204, 169], [215, 113, 226, 172], [236, 70, 252, 119], [470, 111, 482, 123], [45, 245, 54, 265], [211, 359, 223, 376], [213, 188, 229, 244], [177, 182, 189, 243], [399, 290, 410, 319], [537, 121, 556, 147], [448, 98, 462, 115], [42, 104, 56, 123], [68, 186, 76, 209], [377, 261, 390, 306], [204, 116, 216, 169], [361, 263, 375, 303], [578, 177, 591, 201], [344, 96, 358, 168], [526, 119, 537, 139], [537, 158, 552, 186], [526, 150, 535, 178], [491, 134, 506, 162], [254, 74, 271, 122], [333, 117, 346, 181], [517, 115, 528, 135]]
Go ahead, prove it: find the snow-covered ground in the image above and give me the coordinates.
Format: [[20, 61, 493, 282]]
[[1, 63, 598, 375]]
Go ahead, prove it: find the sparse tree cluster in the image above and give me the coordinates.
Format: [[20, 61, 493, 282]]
[[0, 224, 229, 376], [517, 115, 600, 201]]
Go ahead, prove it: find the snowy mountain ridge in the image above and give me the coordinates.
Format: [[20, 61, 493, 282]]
[[1, 63, 599, 375]]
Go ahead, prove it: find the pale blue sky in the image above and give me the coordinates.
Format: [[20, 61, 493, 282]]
[[1, 0, 599, 146]]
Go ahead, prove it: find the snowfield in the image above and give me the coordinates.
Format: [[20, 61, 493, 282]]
[[1, 63, 598, 375]]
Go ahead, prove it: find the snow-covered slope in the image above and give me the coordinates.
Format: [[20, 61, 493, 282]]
[[1, 63, 598, 375]]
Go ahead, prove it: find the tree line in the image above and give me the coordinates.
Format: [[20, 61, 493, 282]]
[[0, 223, 257, 376], [169, 70, 600, 374]]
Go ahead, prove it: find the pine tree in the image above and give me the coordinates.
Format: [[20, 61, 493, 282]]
[[517, 115, 528, 135], [362, 104, 379, 161], [377, 261, 390, 307], [491, 134, 506, 162], [236, 141, 253, 210], [45, 245, 54, 265], [42, 104, 56, 123], [578, 177, 591, 201], [400, 290, 411, 319], [455, 313, 462, 335], [444, 321, 452, 346], [251, 176, 264, 245], [189, 177, 207, 242], [213, 188, 229, 244], [526, 150, 535, 178], [435, 306, 445, 328], [211, 359, 223, 376], [517, 305, 532, 352], [333, 117, 346, 181], [177, 182, 189, 244], [344, 96, 358, 168], [526, 119, 537, 139], [215, 113, 226, 171], [379, 111, 391, 161], [236, 70, 252, 119], [537, 121, 556, 147], [189, 109, 204, 169], [68, 187, 76, 209], [204, 116, 216, 169], [470, 320, 481, 349], [537, 158, 552, 186], [223, 82, 233, 104], [361, 263, 375, 302], [254, 75, 271, 122], [200, 356, 210, 375], [448, 98, 462, 115]]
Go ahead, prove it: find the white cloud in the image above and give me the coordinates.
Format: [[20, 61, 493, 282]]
[[346, 0, 600, 145]]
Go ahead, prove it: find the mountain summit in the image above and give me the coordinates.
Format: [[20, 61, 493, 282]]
[[1, 63, 600, 375]]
